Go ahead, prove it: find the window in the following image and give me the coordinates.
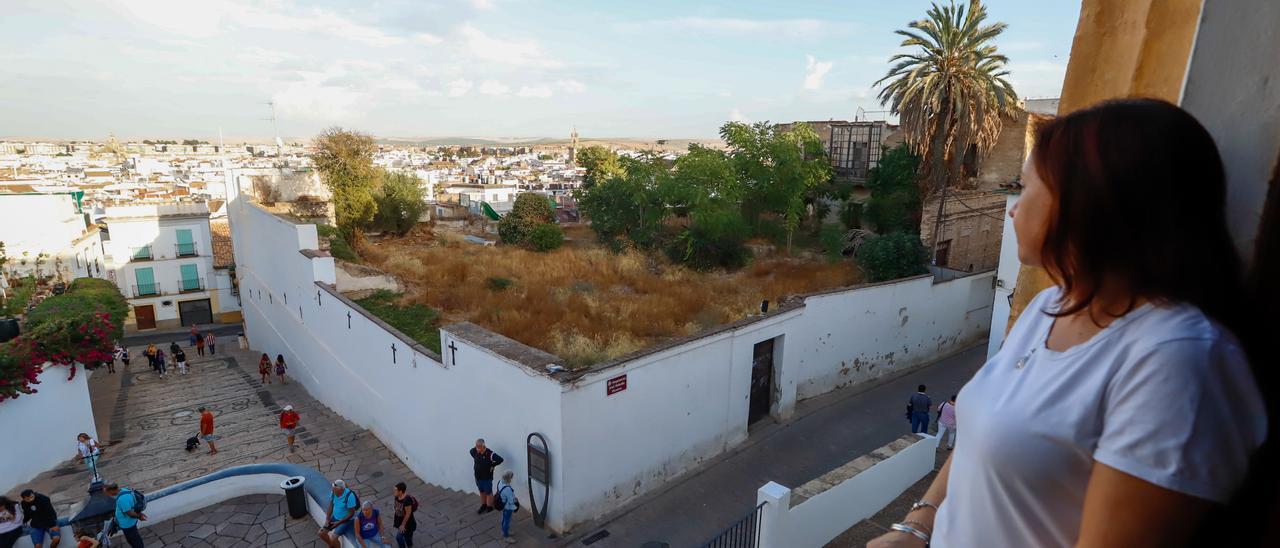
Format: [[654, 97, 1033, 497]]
[[180, 264, 201, 292], [176, 228, 196, 257], [134, 267, 157, 296]]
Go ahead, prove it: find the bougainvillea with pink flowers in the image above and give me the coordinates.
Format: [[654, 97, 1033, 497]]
[[0, 278, 126, 403]]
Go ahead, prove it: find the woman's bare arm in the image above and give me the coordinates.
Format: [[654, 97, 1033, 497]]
[[1076, 463, 1210, 547], [866, 453, 952, 547]]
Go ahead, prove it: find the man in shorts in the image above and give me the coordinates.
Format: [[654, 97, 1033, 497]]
[[279, 405, 300, 451], [469, 439, 503, 514], [20, 489, 60, 548], [198, 406, 218, 455], [318, 480, 359, 548]]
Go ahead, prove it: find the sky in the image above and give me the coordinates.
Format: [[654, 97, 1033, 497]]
[[0, 0, 1081, 141]]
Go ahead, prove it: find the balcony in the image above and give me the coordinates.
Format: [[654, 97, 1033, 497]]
[[175, 242, 198, 257], [130, 245, 154, 262], [132, 282, 161, 298], [177, 277, 205, 293]]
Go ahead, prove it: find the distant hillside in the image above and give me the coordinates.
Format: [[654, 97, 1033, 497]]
[[376, 136, 725, 152]]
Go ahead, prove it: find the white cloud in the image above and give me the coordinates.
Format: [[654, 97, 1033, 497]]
[[456, 24, 562, 68], [517, 85, 553, 98], [413, 32, 443, 46], [555, 79, 586, 93], [803, 55, 833, 90], [730, 108, 750, 123], [623, 17, 850, 39], [447, 79, 474, 97], [479, 80, 511, 96], [118, 0, 407, 47], [718, 91, 733, 98], [470, 0, 495, 10]]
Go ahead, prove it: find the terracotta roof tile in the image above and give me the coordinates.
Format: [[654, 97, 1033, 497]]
[[210, 218, 235, 268]]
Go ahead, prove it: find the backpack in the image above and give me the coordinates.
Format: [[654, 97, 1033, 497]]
[[493, 484, 520, 512], [334, 489, 359, 513], [121, 488, 146, 513]]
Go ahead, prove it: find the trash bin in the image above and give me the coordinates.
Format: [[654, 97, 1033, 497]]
[[280, 476, 308, 519]]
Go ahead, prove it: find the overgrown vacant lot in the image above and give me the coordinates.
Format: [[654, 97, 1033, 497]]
[[356, 226, 861, 367]]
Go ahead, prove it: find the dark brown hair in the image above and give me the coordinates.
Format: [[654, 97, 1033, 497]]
[[1031, 98, 1246, 329]]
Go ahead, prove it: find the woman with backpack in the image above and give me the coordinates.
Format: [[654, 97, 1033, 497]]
[[495, 470, 519, 544]]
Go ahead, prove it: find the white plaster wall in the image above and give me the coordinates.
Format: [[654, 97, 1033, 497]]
[[212, 269, 241, 313], [0, 194, 92, 278], [794, 273, 995, 400], [988, 194, 1020, 358], [0, 366, 97, 495], [558, 309, 800, 525], [762, 434, 938, 548], [1181, 0, 1280, 260], [227, 192, 570, 530]]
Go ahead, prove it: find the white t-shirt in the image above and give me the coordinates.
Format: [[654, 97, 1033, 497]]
[[932, 287, 1266, 547], [78, 438, 99, 457]]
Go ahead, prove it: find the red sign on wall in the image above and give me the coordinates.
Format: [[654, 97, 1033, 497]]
[[606, 374, 627, 396]]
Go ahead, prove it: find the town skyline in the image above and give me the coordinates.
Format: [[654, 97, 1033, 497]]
[[2, 0, 1078, 140]]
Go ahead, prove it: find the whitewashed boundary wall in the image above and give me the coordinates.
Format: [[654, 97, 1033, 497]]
[[793, 272, 994, 400], [226, 195, 571, 530], [758, 434, 939, 548], [0, 366, 97, 494]]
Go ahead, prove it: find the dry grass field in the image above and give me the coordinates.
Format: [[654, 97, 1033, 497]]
[[356, 226, 861, 367]]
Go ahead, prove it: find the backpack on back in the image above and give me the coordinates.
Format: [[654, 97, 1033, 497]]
[[122, 488, 146, 513]]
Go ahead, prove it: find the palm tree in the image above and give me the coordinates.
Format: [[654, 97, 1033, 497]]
[[875, 0, 1018, 195]]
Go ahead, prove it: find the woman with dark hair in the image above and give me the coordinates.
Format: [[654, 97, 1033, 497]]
[[259, 353, 272, 384], [275, 354, 288, 385], [868, 99, 1266, 547], [0, 496, 23, 548]]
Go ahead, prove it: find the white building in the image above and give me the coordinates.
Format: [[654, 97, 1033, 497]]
[[101, 202, 230, 330], [0, 189, 106, 281]]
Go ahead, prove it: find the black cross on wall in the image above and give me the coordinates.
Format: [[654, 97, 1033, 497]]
[[391, 343, 397, 364], [448, 340, 458, 365], [346, 311, 351, 329]]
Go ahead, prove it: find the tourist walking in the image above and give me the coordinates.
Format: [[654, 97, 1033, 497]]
[[108, 343, 121, 374], [494, 470, 518, 544], [907, 384, 931, 434], [105, 483, 145, 548], [168, 341, 180, 358], [470, 439, 504, 514], [0, 497, 23, 548], [258, 353, 272, 384], [76, 433, 103, 481], [20, 489, 60, 548], [195, 331, 206, 356], [143, 344, 158, 373], [318, 480, 359, 548], [391, 482, 418, 548], [198, 406, 218, 455], [188, 325, 199, 347], [275, 354, 288, 384], [355, 501, 389, 547], [205, 332, 216, 355], [936, 395, 957, 450], [280, 405, 300, 451], [154, 348, 167, 377], [174, 346, 188, 375], [868, 100, 1268, 548]]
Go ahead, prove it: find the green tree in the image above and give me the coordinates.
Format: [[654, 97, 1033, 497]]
[[666, 145, 741, 216], [875, 0, 1017, 194], [576, 145, 625, 189], [667, 204, 752, 270], [574, 155, 669, 250], [862, 145, 923, 234], [527, 223, 564, 252], [720, 121, 832, 253], [498, 193, 557, 245], [370, 171, 427, 235], [857, 232, 930, 282], [313, 127, 379, 240]]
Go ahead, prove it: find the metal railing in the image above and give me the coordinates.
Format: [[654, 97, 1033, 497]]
[[132, 282, 161, 297], [177, 277, 205, 293], [175, 242, 198, 257], [130, 245, 154, 262], [700, 502, 767, 548]]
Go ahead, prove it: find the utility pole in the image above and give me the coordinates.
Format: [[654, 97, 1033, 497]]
[[930, 182, 949, 266]]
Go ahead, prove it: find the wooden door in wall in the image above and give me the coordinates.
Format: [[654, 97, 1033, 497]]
[[749, 338, 775, 425], [135, 305, 156, 330]]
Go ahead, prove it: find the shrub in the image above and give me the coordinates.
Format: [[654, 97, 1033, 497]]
[[527, 223, 564, 252], [668, 207, 752, 270], [856, 232, 929, 282], [317, 224, 360, 262], [370, 171, 426, 235], [499, 193, 557, 245], [486, 277, 514, 291], [819, 223, 846, 262]]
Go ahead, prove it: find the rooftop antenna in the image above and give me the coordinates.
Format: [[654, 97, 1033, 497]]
[[855, 107, 866, 122], [262, 101, 283, 155]]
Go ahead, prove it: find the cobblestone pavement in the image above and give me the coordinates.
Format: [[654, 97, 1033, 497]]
[[16, 341, 548, 547]]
